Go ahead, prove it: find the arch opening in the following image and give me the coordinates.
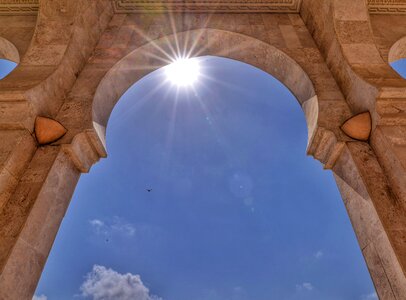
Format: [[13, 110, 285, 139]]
[[388, 36, 406, 79], [0, 37, 19, 79], [0, 59, 17, 80], [91, 29, 318, 153], [36, 56, 376, 300], [391, 58, 406, 79]]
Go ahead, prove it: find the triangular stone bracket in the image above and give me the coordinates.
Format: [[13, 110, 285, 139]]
[[34, 116, 67, 145], [340, 112, 372, 141]]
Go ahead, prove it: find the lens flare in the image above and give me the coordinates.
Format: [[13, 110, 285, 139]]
[[165, 58, 200, 87]]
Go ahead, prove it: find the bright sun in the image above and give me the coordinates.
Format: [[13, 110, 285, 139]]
[[165, 58, 200, 87]]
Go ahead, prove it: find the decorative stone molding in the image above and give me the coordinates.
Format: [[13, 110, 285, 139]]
[[0, 0, 38, 15], [62, 130, 105, 173], [0, 0, 405, 15], [112, 0, 303, 13], [368, 0, 406, 14]]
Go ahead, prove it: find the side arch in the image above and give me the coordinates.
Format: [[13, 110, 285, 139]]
[[302, 0, 406, 116], [0, 37, 19, 63], [389, 36, 406, 64], [92, 28, 319, 152], [0, 0, 113, 132]]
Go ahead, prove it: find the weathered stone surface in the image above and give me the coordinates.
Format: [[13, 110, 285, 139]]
[[0, 0, 406, 299], [1, 0, 405, 15], [334, 144, 406, 299], [0, 148, 80, 300]]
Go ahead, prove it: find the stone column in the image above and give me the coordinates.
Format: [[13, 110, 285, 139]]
[[0, 145, 79, 300], [373, 94, 406, 210], [333, 142, 406, 300], [0, 129, 101, 300], [301, 0, 406, 297], [0, 0, 113, 296]]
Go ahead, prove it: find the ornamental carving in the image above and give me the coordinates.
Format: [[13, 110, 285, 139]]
[[368, 0, 406, 14], [112, 0, 302, 13], [0, 0, 38, 15], [0, 0, 405, 15]]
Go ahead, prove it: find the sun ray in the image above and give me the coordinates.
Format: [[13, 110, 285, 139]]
[[191, 82, 231, 156], [167, 11, 182, 59], [198, 71, 249, 94], [107, 79, 169, 135]]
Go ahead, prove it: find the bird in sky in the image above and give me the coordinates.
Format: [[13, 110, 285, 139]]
[[146, 189, 152, 192]]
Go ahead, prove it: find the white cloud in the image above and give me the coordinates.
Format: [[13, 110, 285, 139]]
[[314, 250, 323, 259], [296, 282, 314, 291], [89, 217, 136, 237], [32, 295, 47, 300], [81, 265, 161, 300], [361, 292, 378, 300], [90, 219, 104, 227]]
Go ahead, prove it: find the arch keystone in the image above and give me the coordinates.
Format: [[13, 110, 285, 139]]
[[34, 116, 67, 145], [341, 112, 372, 141]]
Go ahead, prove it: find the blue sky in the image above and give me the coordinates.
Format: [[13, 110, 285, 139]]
[[392, 58, 406, 78], [0, 59, 16, 79], [1, 56, 404, 300]]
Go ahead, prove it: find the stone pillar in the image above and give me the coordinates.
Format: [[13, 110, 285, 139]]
[[0, 130, 36, 212], [0, 129, 101, 299], [0, 0, 113, 296], [301, 0, 406, 297], [333, 142, 406, 299], [0, 145, 80, 300], [373, 94, 406, 210]]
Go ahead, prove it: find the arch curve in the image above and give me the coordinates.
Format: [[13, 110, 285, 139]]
[[92, 29, 318, 149], [0, 36, 19, 63], [389, 35, 406, 64]]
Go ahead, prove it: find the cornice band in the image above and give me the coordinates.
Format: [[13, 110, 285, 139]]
[[0, 0, 404, 15]]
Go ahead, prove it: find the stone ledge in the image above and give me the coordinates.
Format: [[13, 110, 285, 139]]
[[112, 0, 303, 13], [0, 0, 38, 15], [1, 0, 405, 15], [368, 0, 406, 15]]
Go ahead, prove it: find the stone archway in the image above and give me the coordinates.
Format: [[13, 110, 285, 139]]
[[85, 27, 406, 300], [0, 1, 406, 299], [91, 29, 320, 152], [54, 54, 366, 300]]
